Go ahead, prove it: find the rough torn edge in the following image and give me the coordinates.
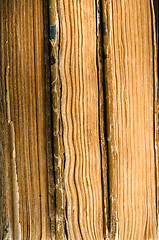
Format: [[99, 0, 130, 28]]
[[49, 0, 66, 239], [6, 66, 21, 240]]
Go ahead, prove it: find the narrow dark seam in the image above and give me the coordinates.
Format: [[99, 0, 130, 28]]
[[43, 0, 56, 236], [27, 209, 30, 240], [64, 181, 69, 240], [95, 0, 105, 236], [149, 0, 158, 227], [97, 0, 111, 234]]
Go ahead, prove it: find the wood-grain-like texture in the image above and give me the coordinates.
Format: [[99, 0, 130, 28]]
[[0, 1, 53, 239], [0, 0, 158, 239], [102, 0, 158, 239], [57, 0, 106, 239]]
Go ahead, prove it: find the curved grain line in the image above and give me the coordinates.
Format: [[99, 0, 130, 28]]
[[68, 0, 83, 238], [60, 0, 82, 238], [78, 1, 96, 239], [65, 4, 81, 240], [71, 0, 91, 238], [60, 0, 74, 238], [59, 4, 73, 239], [82, 2, 98, 238], [78, 4, 95, 240], [75, 2, 89, 238]]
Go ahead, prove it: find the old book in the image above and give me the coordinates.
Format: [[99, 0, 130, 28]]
[[0, 0, 158, 239]]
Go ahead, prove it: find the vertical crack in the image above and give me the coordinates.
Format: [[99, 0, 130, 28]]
[[147, 0, 158, 233], [95, 0, 111, 238], [43, 0, 56, 238]]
